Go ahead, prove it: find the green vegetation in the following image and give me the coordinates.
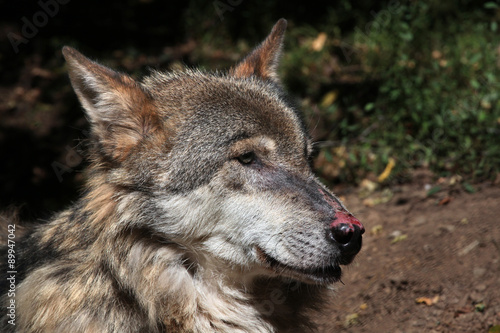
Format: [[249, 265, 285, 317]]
[[184, 1, 500, 184], [337, 1, 500, 183]]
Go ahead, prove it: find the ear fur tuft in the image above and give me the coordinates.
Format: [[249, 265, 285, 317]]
[[63, 46, 160, 162], [231, 18, 287, 82]]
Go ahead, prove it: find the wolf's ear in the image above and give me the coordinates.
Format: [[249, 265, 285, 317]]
[[231, 18, 287, 82], [62, 46, 160, 162]]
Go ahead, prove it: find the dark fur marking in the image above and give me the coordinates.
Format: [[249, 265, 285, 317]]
[[12, 234, 60, 284], [98, 259, 147, 317]]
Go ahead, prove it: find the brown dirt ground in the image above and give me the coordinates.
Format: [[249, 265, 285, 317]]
[[324, 170, 500, 333]]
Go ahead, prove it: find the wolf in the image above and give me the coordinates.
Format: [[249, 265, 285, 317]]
[[0, 19, 364, 332]]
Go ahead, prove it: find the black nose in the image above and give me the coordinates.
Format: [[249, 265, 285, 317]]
[[331, 223, 356, 244], [328, 212, 364, 264]]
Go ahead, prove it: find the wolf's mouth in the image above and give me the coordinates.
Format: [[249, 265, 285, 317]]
[[255, 247, 342, 284]]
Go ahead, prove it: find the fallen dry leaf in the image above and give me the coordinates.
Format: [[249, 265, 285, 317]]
[[311, 32, 327, 51], [371, 225, 383, 236], [454, 306, 474, 317], [344, 313, 359, 327], [391, 234, 408, 244], [416, 295, 439, 306], [362, 188, 393, 207], [359, 178, 377, 198], [439, 197, 452, 205], [458, 240, 480, 256], [320, 90, 338, 108], [378, 157, 395, 182]]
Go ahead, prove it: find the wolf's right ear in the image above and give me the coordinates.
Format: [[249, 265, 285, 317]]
[[62, 46, 160, 161], [231, 18, 287, 83]]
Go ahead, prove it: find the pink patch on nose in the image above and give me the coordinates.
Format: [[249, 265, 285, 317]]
[[330, 211, 365, 234], [319, 188, 365, 233]]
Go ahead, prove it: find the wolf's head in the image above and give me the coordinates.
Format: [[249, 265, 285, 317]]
[[63, 19, 363, 285]]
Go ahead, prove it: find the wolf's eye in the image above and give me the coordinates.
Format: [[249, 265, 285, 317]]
[[237, 151, 255, 165]]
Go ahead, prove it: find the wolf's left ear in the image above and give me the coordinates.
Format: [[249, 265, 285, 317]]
[[231, 18, 287, 83]]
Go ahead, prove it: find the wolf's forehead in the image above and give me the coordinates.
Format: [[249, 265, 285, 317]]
[[204, 81, 306, 148], [148, 72, 307, 144]]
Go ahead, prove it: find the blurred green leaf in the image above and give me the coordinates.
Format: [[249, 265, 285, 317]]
[[364, 103, 375, 111], [484, 2, 499, 9], [427, 186, 442, 196], [463, 182, 476, 193]]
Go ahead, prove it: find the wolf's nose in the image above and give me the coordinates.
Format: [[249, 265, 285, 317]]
[[330, 211, 364, 241], [329, 212, 364, 260], [331, 223, 357, 244]]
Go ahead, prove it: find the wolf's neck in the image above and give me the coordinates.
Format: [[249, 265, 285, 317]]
[[98, 221, 321, 332]]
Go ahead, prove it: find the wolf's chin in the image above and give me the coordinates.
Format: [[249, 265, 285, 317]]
[[255, 246, 342, 284]]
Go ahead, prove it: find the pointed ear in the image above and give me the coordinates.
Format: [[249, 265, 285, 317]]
[[231, 18, 287, 82], [62, 46, 160, 162]]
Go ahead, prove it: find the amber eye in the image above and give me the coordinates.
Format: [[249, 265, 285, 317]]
[[237, 151, 255, 165]]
